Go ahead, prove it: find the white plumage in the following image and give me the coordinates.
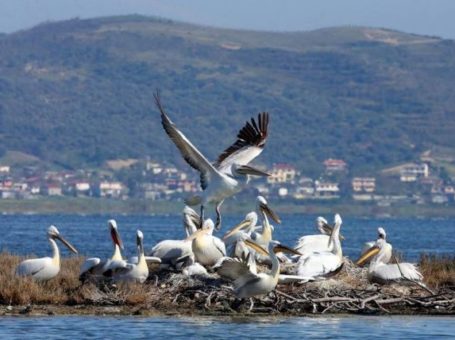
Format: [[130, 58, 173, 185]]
[[16, 225, 78, 281], [296, 214, 344, 279], [191, 219, 226, 267], [112, 230, 150, 283], [360, 227, 392, 265]]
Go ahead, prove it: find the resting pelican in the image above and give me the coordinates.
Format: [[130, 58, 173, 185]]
[[16, 225, 78, 281], [296, 214, 344, 278], [112, 230, 150, 283], [356, 237, 422, 283], [223, 212, 258, 258], [359, 227, 392, 265], [218, 239, 300, 299], [190, 219, 226, 267], [155, 92, 270, 229], [79, 219, 126, 281], [294, 216, 345, 257], [148, 206, 200, 268]]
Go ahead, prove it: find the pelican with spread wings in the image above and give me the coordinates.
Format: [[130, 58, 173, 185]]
[[155, 92, 270, 229]]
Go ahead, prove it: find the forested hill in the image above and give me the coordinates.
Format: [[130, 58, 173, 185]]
[[1, 15, 454, 175]]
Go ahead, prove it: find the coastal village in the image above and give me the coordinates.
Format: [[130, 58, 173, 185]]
[[0, 156, 453, 206]]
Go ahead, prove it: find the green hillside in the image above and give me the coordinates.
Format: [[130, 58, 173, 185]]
[[0, 15, 454, 175]]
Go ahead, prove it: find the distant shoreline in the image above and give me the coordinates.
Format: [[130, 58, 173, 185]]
[[0, 197, 454, 218]]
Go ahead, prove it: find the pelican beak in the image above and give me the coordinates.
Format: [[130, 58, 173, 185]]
[[260, 202, 281, 224], [244, 239, 269, 256], [223, 219, 251, 240], [55, 234, 78, 254], [355, 246, 380, 266], [111, 226, 124, 250], [236, 165, 271, 177], [273, 244, 302, 256], [322, 222, 345, 241]]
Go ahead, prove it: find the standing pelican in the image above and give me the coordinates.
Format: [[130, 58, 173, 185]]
[[296, 214, 344, 278], [155, 92, 270, 229], [16, 225, 78, 281], [79, 219, 125, 280], [218, 239, 300, 299], [112, 230, 150, 283], [356, 237, 422, 283], [294, 216, 344, 256], [190, 219, 226, 267], [359, 227, 392, 265]]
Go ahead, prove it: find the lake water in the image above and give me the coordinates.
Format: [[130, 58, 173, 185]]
[[0, 214, 453, 338], [0, 315, 453, 339], [0, 214, 453, 261]]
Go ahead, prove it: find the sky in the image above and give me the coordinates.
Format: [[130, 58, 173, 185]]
[[1, 0, 454, 39]]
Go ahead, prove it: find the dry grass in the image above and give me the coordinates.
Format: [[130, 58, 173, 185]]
[[0, 252, 453, 315], [420, 254, 455, 289]]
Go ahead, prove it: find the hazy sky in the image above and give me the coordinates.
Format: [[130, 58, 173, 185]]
[[1, 0, 454, 39]]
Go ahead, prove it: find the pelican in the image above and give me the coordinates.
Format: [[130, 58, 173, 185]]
[[79, 219, 126, 281], [148, 206, 200, 268], [16, 225, 78, 281], [359, 227, 392, 265], [222, 196, 281, 264], [218, 239, 300, 299], [223, 211, 258, 258], [112, 230, 150, 283], [296, 214, 344, 278], [294, 216, 345, 257], [155, 92, 270, 229], [356, 237, 422, 284], [190, 219, 226, 267]]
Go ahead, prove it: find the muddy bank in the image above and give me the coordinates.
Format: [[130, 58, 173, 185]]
[[0, 254, 453, 316]]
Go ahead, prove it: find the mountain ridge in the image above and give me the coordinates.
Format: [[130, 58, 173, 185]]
[[0, 15, 454, 175]]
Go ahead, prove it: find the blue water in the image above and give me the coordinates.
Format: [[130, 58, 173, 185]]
[[0, 315, 453, 339], [0, 214, 453, 261]]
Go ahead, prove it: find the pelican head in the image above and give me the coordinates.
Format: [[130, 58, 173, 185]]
[[108, 219, 124, 250], [223, 212, 258, 240], [47, 225, 78, 254], [316, 216, 330, 234], [378, 227, 387, 240], [136, 230, 144, 252], [202, 219, 215, 232], [355, 238, 383, 266], [334, 214, 342, 226], [257, 196, 281, 224]]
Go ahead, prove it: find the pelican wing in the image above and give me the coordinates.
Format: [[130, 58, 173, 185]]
[[16, 258, 49, 277], [80, 257, 102, 275], [155, 93, 219, 190], [215, 112, 269, 173], [373, 263, 423, 281], [216, 258, 252, 281]]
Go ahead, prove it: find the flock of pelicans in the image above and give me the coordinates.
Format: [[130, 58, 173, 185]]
[[14, 93, 424, 301]]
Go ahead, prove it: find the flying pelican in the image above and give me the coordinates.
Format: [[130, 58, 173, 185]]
[[296, 214, 344, 278], [79, 219, 126, 281], [218, 239, 301, 300], [155, 92, 270, 229], [190, 219, 226, 267], [356, 236, 422, 283], [16, 225, 78, 281], [148, 207, 200, 268], [359, 227, 392, 265], [112, 230, 151, 283], [294, 216, 345, 257]]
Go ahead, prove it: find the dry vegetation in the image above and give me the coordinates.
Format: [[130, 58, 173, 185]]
[[0, 252, 453, 316]]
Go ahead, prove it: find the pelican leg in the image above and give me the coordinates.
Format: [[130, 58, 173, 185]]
[[215, 200, 224, 230], [199, 205, 205, 229]]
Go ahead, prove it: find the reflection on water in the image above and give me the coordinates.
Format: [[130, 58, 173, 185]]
[[0, 315, 453, 339]]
